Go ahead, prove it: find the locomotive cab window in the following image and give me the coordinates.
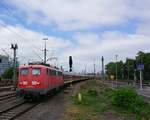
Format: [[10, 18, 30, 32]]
[[32, 68, 41, 75], [51, 70, 56, 76], [56, 71, 58, 76], [58, 71, 62, 76], [21, 68, 29, 75], [46, 68, 51, 75]]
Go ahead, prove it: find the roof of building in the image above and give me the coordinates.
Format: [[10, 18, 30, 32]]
[[0, 55, 9, 59]]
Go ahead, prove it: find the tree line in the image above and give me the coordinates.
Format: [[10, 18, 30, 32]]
[[105, 51, 150, 81]]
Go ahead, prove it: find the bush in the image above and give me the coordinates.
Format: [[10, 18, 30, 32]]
[[112, 87, 150, 119], [112, 87, 137, 109], [87, 89, 98, 96]]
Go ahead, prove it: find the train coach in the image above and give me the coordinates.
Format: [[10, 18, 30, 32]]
[[17, 62, 93, 99]]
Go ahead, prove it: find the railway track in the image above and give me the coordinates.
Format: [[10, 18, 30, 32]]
[[0, 92, 16, 101], [0, 86, 14, 92], [0, 101, 39, 120]]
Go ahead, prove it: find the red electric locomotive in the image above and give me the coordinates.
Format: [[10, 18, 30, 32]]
[[17, 63, 63, 99]]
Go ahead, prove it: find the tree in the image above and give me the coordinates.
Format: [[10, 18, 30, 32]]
[[1, 67, 13, 79], [105, 61, 124, 80], [124, 58, 135, 80], [105, 62, 116, 78], [105, 51, 150, 81], [136, 51, 150, 80]]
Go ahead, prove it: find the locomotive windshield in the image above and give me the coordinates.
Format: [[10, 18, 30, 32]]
[[21, 68, 29, 75], [32, 68, 40, 75]]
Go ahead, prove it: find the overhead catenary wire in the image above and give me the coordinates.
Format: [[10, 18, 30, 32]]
[[0, 22, 43, 61], [0, 2, 44, 61]]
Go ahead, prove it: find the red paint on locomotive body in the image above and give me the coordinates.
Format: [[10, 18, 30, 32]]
[[17, 64, 63, 97]]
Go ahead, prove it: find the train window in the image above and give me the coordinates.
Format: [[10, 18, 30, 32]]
[[51, 70, 53, 75], [54, 70, 56, 76], [51, 70, 56, 76], [56, 71, 58, 76], [47, 69, 51, 76], [32, 68, 40, 75], [58, 71, 62, 76], [49, 69, 52, 75], [21, 68, 29, 75]]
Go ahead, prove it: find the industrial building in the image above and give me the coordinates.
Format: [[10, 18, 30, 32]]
[[0, 55, 13, 75]]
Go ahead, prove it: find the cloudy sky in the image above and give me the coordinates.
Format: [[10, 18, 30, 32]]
[[0, 0, 150, 73]]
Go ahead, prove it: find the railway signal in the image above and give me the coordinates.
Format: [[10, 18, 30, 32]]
[[69, 56, 73, 72], [11, 43, 18, 90]]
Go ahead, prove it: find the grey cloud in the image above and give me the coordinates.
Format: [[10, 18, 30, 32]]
[[9, 0, 130, 30]]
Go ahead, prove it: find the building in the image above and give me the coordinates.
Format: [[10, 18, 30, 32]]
[[0, 55, 13, 75]]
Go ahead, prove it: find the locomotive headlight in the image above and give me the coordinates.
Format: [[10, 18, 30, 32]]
[[23, 81, 28, 85], [36, 82, 40, 85], [19, 82, 23, 85], [32, 81, 40, 85]]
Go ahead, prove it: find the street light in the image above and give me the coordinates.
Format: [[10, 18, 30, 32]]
[[134, 56, 138, 86], [93, 59, 96, 77], [43, 38, 48, 63], [121, 68, 124, 80], [115, 55, 118, 87], [139, 55, 143, 90], [126, 58, 130, 80], [101, 56, 105, 80]]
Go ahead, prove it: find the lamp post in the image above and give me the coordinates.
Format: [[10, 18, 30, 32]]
[[139, 55, 143, 90], [127, 58, 130, 80], [136, 55, 144, 90], [115, 55, 118, 87], [93, 59, 96, 78], [121, 68, 124, 80], [134, 57, 137, 87], [101, 56, 105, 80], [43, 38, 48, 63]]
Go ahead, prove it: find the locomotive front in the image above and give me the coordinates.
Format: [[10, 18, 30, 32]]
[[17, 65, 47, 98]]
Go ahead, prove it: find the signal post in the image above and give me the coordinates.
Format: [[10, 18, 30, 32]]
[[11, 44, 18, 90]]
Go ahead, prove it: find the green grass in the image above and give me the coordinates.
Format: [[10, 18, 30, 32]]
[[69, 80, 115, 120], [72, 86, 112, 113], [63, 80, 150, 120]]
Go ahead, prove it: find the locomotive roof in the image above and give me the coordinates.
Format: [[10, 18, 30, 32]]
[[19, 64, 62, 72]]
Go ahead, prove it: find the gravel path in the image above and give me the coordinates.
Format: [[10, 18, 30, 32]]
[[0, 91, 15, 97], [16, 92, 65, 120], [0, 97, 23, 111]]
